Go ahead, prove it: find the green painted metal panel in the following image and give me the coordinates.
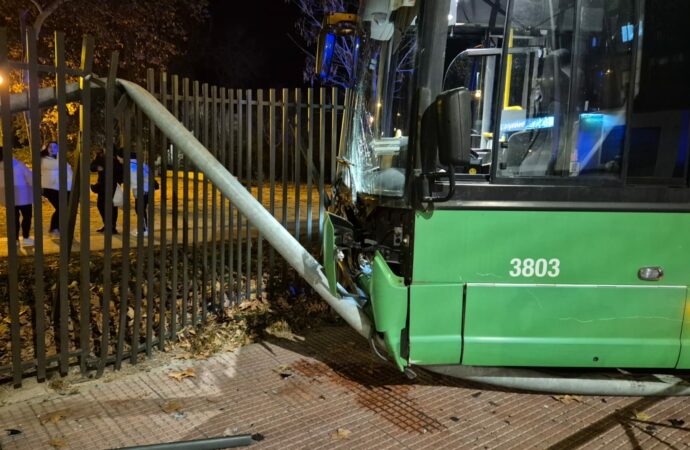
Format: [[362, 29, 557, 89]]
[[409, 210, 690, 368], [463, 284, 686, 367], [322, 214, 338, 296], [677, 293, 690, 369], [413, 210, 690, 286], [370, 252, 408, 370], [409, 284, 463, 365]]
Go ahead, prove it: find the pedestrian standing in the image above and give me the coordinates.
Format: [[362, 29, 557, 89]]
[[0, 149, 34, 246], [41, 141, 73, 236], [129, 152, 150, 236], [90, 147, 123, 234]]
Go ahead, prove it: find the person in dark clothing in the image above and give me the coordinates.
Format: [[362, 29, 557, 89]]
[[90, 148, 123, 233]]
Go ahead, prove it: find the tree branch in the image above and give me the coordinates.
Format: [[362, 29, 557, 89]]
[[33, 0, 72, 38]]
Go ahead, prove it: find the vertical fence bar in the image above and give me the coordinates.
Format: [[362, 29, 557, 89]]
[[78, 35, 95, 374], [268, 89, 276, 293], [54, 31, 70, 376], [192, 81, 200, 325], [25, 27, 47, 381], [0, 28, 22, 386], [306, 88, 313, 243], [245, 90, 252, 301], [97, 51, 119, 376], [132, 107, 145, 364], [170, 75, 180, 338], [319, 87, 326, 237], [159, 71, 168, 349], [181, 78, 190, 327], [331, 87, 338, 184], [219, 88, 227, 308], [201, 83, 209, 321], [293, 88, 302, 243], [145, 69, 156, 356], [228, 89, 235, 303], [115, 107, 132, 370], [256, 89, 264, 299], [210, 86, 218, 312], [281, 88, 289, 280], [236, 89, 243, 302]]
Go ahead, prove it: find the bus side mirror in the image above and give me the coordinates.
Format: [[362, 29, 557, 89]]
[[435, 87, 472, 168], [316, 32, 337, 80]]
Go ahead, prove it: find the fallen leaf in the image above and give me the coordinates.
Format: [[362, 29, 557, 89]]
[[669, 419, 685, 427], [168, 367, 196, 381], [5, 429, 22, 436], [273, 364, 293, 379], [39, 409, 70, 425], [48, 437, 67, 448], [161, 400, 183, 413], [552, 395, 584, 404], [450, 416, 460, 422], [332, 428, 351, 440], [471, 392, 482, 398], [634, 410, 651, 421]]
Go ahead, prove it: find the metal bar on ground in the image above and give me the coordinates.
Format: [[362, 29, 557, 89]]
[[78, 35, 95, 375], [113, 434, 257, 450], [97, 51, 119, 376], [0, 28, 22, 387], [245, 89, 252, 301], [159, 71, 168, 349], [53, 31, 70, 376], [26, 27, 47, 381]]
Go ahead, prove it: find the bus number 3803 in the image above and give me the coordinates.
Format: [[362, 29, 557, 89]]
[[509, 258, 560, 278]]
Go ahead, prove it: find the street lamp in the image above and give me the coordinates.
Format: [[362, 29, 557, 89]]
[[0, 74, 4, 85]]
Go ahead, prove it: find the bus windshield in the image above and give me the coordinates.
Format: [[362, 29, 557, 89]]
[[337, 8, 417, 199]]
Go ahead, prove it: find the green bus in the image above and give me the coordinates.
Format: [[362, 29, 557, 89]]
[[319, 0, 690, 383]]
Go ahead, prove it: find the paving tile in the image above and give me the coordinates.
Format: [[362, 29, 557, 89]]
[[1, 325, 690, 449]]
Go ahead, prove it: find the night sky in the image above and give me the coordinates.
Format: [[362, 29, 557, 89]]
[[170, 0, 309, 88]]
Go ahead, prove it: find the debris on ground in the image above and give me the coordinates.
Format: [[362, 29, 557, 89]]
[[168, 368, 196, 381], [552, 395, 584, 404], [332, 428, 351, 440]]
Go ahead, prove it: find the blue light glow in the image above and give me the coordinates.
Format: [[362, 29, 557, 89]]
[[621, 24, 634, 43], [319, 33, 336, 79], [500, 116, 555, 132]]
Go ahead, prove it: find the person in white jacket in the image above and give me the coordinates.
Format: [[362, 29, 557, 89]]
[[0, 149, 34, 246], [41, 141, 73, 236]]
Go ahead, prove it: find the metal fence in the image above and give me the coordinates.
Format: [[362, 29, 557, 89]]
[[0, 28, 347, 386]]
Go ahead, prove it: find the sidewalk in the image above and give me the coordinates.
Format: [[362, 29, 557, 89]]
[[1, 325, 689, 449]]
